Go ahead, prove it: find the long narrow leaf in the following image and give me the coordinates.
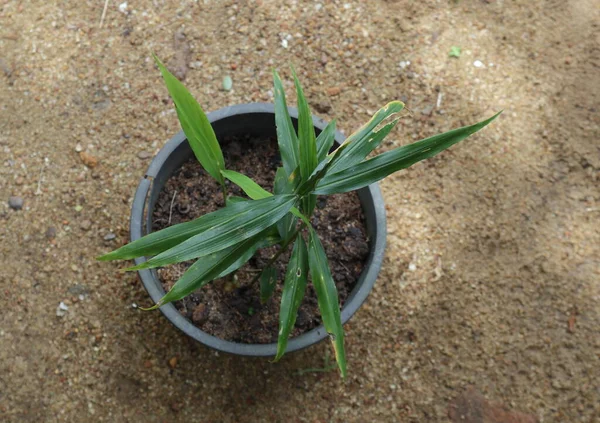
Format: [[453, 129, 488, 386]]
[[274, 167, 297, 243], [327, 101, 404, 174], [327, 118, 399, 174], [292, 69, 318, 215], [275, 236, 308, 361], [98, 209, 239, 262], [154, 55, 225, 185], [259, 266, 278, 304], [292, 68, 318, 181], [222, 169, 271, 200], [313, 112, 501, 195], [316, 119, 337, 162], [127, 195, 297, 271], [225, 195, 248, 206], [147, 234, 264, 309], [273, 70, 300, 176], [307, 226, 346, 378], [296, 102, 403, 196], [222, 168, 309, 225]]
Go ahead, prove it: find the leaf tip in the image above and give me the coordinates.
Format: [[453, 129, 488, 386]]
[[139, 302, 162, 311], [96, 253, 112, 261], [151, 52, 164, 68], [121, 264, 142, 272]]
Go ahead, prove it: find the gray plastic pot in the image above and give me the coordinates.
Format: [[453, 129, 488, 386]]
[[130, 103, 386, 357]]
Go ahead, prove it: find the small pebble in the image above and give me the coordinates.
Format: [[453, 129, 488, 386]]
[[314, 101, 331, 114], [80, 152, 98, 168], [421, 105, 434, 116], [80, 220, 92, 231], [104, 232, 116, 241], [222, 75, 233, 91], [68, 284, 89, 296], [75, 143, 83, 152], [170, 402, 183, 412], [56, 301, 69, 317], [326, 86, 341, 96], [473, 60, 484, 68], [168, 357, 178, 368], [192, 303, 209, 325], [137, 151, 152, 159], [8, 196, 24, 210], [45, 226, 57, 239], [408, 263, 417, 272]]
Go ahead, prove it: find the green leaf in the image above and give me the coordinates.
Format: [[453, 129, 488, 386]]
[[147, 234, 264, 309], [316, 119, 337, 162], [307, 226, 346, 378], [274, 236, 308, 361], [327, 101, 404, 174], [274, 167, 291, 196], [292, 68, 318, 216], [313, 112, 501, 195], [225, 195, 248, 206], [296, 102, 404, 196], [259, 266, 278, 304], [292, 68, 318, 182], [98, 208, 238, 262], [273, 70, 300, 176], [222, 169, 271, 200], [274, 167, 297, 243], [449, 46, 461, 58], [126, 194, 297, 271], [222, 168, 310, 233], [154, 54, 226, 185], [327, 118, 399, 174]]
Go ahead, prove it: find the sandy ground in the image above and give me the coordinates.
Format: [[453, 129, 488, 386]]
[[1, 1, 599, 422]]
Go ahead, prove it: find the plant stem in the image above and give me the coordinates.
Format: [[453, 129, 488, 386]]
[[249, 224, 305, 285], [221, 183, 228, 204]]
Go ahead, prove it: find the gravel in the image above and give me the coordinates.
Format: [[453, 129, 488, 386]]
[[8, 196, 23, 210], [0, 1, 598, 422]]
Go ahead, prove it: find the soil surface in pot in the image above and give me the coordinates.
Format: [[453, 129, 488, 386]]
[[152, 135, 369, 344]]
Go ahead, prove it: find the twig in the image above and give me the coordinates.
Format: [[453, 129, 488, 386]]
[[99, 0, 109, 28], [35, 158, 47, 196], [436, 92, 443, 109], [168, 190, 177, 225]]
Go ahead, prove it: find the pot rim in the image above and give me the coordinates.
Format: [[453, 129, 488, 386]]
[[130, 103, 386, 356]]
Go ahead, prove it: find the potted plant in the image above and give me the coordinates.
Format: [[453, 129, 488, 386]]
[[98, 55, 498, 377]]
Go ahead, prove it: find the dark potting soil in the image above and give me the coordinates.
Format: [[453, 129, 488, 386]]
[[152, 136, 369, 344]]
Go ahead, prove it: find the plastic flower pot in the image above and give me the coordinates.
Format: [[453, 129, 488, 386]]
[[130, 103, 386, 356]]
